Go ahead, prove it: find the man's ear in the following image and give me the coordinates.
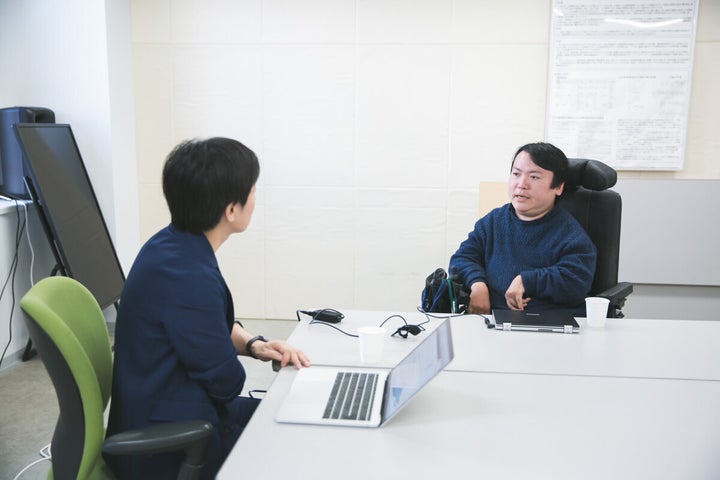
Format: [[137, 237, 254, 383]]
[[224, 202, 237, 221], [555, 182, 565, 196]]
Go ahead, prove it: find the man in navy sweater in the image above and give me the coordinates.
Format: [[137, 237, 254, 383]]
[[107, 138, 310, 479], [450, 142, 596, 315]]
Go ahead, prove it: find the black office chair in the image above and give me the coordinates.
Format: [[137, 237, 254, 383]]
[[556, 158, 633, 318]]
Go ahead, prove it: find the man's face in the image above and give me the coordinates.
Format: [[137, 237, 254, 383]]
[[508, 151, 564, 221]]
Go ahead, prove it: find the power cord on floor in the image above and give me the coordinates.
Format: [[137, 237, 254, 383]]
[[0, 200, 26, 369], [12, 443, 51, 480]]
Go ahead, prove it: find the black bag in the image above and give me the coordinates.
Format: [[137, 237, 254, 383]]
[[421, 268, 470, 314]]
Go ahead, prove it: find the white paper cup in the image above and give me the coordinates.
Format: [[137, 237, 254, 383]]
[[358, 326, 386, 363], [585, 297, 610, 328]]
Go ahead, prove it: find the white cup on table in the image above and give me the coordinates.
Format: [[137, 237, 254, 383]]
[[357, 326, 386, 363], [585, 297, 610, 328]]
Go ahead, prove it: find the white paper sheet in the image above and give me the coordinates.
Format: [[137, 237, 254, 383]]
[[546, 0, 699, 170]]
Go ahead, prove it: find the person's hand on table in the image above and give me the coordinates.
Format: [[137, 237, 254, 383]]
[[251, 339, 310, 369], [505, 274, 530, 310]]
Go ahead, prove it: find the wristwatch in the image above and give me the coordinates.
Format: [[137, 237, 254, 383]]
[[245, 335, 267, 359]]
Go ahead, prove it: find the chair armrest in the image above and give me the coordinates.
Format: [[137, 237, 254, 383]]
[[102, 419, 213, 461], [596, 281, 634, 318]]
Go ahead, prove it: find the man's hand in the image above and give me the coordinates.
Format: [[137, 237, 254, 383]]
[[232, 323, 310, 369], [505, 274, 530, 310], [468, 281, 491, 314], [251, 339, 310, 370]]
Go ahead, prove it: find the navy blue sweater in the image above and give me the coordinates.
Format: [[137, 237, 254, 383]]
[[450, 204, 596, 313]]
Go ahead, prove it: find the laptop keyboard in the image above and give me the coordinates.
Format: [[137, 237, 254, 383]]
[[323, 371, 379, 421]]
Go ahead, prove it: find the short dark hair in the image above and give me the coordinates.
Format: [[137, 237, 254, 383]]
[[162, 137, 260, 233], [512, 142, 568, 188]]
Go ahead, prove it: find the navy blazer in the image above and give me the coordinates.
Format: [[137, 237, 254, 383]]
[[106, 225, 248, 479]]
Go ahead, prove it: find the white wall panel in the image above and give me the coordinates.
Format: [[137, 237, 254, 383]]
[[262, 0, 356, 43], [356, 45, 451, 188], [171, 0, 262, 44], [697, 0, 720, 42], [131, 0, 171, 43], [263, 187, 355, 317], [218, 201, 267, 319], [450, 45, 548, 186], [173, 46, 264, 149], [354, 188, 447, 310], [685, 43, 720, 177], [357, 0, 453, 43], [446, 189, 480, 258], [137, 183, 168, 242], [452, 0, 550, 43], [133, 45, 174, 185], [262, 45, 355, 187]]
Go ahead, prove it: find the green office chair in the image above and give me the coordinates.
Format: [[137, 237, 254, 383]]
[[20, 276, 214, 480]]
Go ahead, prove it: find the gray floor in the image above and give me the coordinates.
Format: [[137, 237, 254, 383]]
[[0, 318, 296, 480]]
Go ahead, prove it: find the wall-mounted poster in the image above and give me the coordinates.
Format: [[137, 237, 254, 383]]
[[546, 0, 699, 171]]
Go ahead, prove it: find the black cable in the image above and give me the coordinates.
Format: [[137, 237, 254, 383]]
[[378, 314, 425, 338], [416, 305, 467, 320], [248, 389, 267, 399], [300, 312, 430, 339], [307, 319, 358, 337], [296, 308, 357, 336], [0, 201, 26, 369], [295, 308, 344, 323], [378, 314, 408, 328], [416, 305, 492, 327]]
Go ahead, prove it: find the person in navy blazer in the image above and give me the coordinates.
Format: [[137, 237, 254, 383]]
[[106, 137, 310, 479]]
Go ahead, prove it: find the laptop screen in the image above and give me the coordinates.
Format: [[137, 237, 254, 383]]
[[381, 319, 454, 423]]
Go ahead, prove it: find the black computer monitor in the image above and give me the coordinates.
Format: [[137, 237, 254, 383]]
[[13, 123, 125, 309]]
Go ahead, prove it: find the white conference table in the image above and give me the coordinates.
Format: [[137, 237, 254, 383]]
[[287, 310, 720, 381], [218, 311, 720, 480], [219, 370, 720, 480]]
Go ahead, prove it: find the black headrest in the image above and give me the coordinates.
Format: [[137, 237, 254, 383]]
[[565, 158, 617, 192]]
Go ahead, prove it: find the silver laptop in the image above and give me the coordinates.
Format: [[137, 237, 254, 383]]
[[275, 318, 454, 427]]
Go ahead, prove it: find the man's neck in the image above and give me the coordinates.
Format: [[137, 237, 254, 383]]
[[204, 225, 231, 252]]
